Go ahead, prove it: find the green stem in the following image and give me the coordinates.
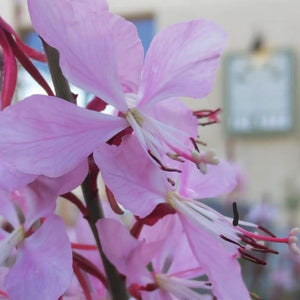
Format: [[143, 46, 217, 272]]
[[81, 174, 129, 300], [42, 41, 75, 103], [43, 41, 128, 300]]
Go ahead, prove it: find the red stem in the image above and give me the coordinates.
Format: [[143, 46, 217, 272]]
[[5, 32, 54, 96], [73, 251, 107, 288], [73, 261, 92, 300], [71, 243, 98, 251], [61, 192, 87, 216]]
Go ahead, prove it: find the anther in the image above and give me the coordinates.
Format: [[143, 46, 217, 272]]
[[148, 150, 182, 173]]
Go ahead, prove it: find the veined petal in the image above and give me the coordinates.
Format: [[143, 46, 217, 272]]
[[0, 161, 36, 193], [23, 179, 61, 228], [94, 135, 167, 218], [36, 159, 89, 196], [29, 0, 143, 111], [177, 160, 237, 199], [0, 95, 127, 177], [140, 289, 173, 300], [140, 215, 201, 278], [139, 19, 227, 107], [180, 215, 250, 300], [4, 215, 72, 300], [97, 219, 154, 286], [144, 98, 198, 146]]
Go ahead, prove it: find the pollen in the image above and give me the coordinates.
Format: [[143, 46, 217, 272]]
[[126, 108, 144, 126]]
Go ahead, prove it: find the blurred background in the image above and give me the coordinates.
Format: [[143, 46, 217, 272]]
[[1, 0, 300, 298]]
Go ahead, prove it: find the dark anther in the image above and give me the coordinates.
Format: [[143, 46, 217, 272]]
[[166, 152, 185, 162], [148, 150, 182, 173], [238, 248, 266, 265], [220, 234, 245, 249], [190, 137, 200, 152], [232, 202, 239, 226], [258, 225, 277, 237], [167, 178, 176, 186]]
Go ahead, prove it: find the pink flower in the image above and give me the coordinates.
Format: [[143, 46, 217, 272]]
[[0, 0, 226, 178], [97, 216, 214, 299], [96, 134, 300, 298], [95, 135, 251, 299], [0, 181, 73, 300]]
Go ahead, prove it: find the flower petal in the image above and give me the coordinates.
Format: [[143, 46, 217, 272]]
[[4, 215, 72, 300], [94, 135, 167, 218], [180, 214, 250, 300], [140, 289, 173, 300], [29, 0, 143, 110], [97, 219, 154, 286], [0, 95, 127, 177], [177, 160, 237, 199], [139, 19, 227, 107], [0, 161, 36, 192], [145, 97, 198, 143], [36, 159, 89, 196]]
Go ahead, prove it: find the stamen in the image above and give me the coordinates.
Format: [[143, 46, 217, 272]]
[[0, 216, 14, 233], [193, 108, 221, 120], [199, 120, 219, 126], [155, 273, 209, 299], [148, 150, 182, 173], [167, 178, 176, 186], [257, 225, 277, 237], [191, 150, 219, 174], [0, 226, 25, 265], [190, 137, 200, 152], [167, 152, 185, 162], [220, 234, 245, 249], [71, 243, 97, 251], [238, 226, 300, 256], [238, 248, 266, 265]]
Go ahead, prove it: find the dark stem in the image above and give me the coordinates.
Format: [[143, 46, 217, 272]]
[[42, 41, 75, 103], [43, 40, 128, 300], [81, 173, 129, 300]]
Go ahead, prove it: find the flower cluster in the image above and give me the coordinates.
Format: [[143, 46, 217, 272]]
[[0, 0, 299, 299]]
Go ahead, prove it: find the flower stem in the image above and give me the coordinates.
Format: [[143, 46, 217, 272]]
[[43, 41, 128, 300], [42, 41, 75, 103], [81, 172, 129, 300]]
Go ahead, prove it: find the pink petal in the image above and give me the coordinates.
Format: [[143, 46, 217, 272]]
[[180, 214, 251, 300], [138, 19, 227, 107], [140, 215, 201, 278], [29, 0, 143, 110], [94, 135, 167, 218], [4, 215, 72, 300], [36, 159, 89, 196], [0, 161, 36, 192], [97, 219, 154, 286], [23, 179, 61, 228], [140, 289, 173, 300], [0, 95, 127, 177], [145, 97, 198, 144], [177, 160, 237, 199]]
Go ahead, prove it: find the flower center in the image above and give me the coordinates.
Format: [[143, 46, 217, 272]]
[[154, 273, 210, 299], [0, 225, 25, 265]]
